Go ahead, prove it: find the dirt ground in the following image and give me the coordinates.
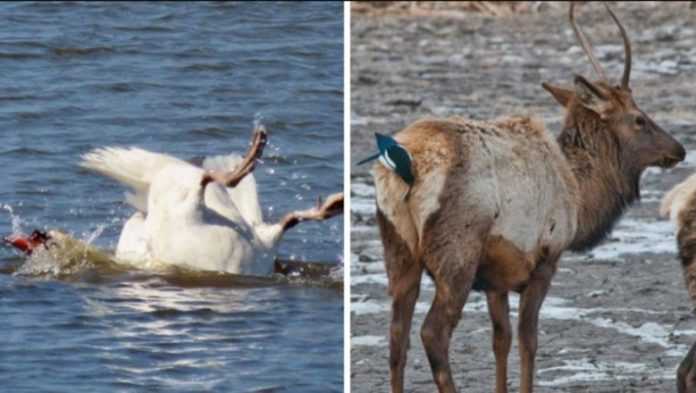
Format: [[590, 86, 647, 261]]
[[350, 2, 696, 392]]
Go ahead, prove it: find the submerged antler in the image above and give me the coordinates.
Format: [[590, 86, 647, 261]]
[[201, 125, 268, 188], [603, 2, 632, 88], [570, 2, 607, 81], [281, 192, 344, 231]]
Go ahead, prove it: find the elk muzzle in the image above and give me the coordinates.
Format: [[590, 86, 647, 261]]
[[653, 130, 685, 169]]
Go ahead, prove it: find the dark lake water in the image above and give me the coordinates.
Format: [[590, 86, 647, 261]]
[[0, 2, 343, 392]]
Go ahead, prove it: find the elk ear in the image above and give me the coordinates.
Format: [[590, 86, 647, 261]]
[[542, 82, 573, 107], [574, 75, 612, 119]]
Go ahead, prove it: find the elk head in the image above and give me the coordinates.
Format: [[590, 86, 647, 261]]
[[543, 2, 685, 170]]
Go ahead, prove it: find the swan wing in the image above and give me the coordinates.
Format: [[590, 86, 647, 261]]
[[80, 147, 190, 212]]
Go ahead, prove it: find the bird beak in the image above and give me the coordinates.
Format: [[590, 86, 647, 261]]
[[3, 230, 50, 255]]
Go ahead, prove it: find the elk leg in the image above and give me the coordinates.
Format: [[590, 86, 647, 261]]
[[420, 241, 481, 393], [487, 291, 511, 393], [388, 262, 422, 393], [678, 341, 696, 393], [518, 263, 554, 393], [377, 207, 423, 393], [420, 280, 473, 393]]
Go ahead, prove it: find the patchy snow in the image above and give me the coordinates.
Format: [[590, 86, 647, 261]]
[[351, 301, 387, 316], [352, 294, 692, 356], [351, 273, 389, 286], [351, 197, 376, 217], [352, 335, 387, 347], [352, 183, 376, 197], [579, 219, 675, 261], [538, 358, 671, 386]]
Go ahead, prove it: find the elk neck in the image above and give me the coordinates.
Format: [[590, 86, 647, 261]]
[[558, 105, 642, 252]]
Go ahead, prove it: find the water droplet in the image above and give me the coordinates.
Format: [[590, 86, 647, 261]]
[[1, 204, 25, 233]]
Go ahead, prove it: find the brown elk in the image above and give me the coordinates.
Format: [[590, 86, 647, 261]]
[[660, 176, 696, 393], [370, 3, 685, 393]]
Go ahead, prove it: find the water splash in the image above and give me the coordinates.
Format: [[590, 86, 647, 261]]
[[252, 114, 267, 167], [329, 253, 343, 281], [253, 112, 265, 132], [83, 224, 106, 246], [1, 204, 25, 234]]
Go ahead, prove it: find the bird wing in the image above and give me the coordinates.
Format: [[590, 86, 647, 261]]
[[80, 147, 190, 212]]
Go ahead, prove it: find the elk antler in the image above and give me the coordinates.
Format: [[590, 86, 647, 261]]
[[603, 2, 632, 88], [281, 192, 344, 232], [570, 2, 608, 82], [201, 125, 268, 188]]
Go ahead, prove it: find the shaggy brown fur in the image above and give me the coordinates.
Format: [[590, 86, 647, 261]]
[[560, 97, 641, 251]]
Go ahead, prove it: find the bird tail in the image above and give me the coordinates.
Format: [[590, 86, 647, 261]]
[[356, 153, 380, 166]]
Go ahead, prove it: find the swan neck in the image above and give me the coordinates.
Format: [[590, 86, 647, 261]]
[[256, 223, 284, 249]]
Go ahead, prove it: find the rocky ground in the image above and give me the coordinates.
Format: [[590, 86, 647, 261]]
[[350, 2, 696, 392]]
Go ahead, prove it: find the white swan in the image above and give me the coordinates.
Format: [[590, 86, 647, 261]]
[[75, 126, 343, 276]]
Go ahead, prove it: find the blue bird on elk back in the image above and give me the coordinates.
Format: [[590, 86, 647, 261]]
[[357, 133, 414, 200]]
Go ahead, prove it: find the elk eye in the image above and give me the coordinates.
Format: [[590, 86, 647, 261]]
[[635, 116, 646, 127]]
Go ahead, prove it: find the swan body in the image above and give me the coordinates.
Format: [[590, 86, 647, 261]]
[[82, 147, 285, 276]]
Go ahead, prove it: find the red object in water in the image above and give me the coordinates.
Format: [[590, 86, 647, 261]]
[[3, 230, 50, 255]]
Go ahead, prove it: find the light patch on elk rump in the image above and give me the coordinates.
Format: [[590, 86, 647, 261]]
[[410, 170, 447, 240], [374, 119, 458, 253], [374, 165, 419, 255]]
